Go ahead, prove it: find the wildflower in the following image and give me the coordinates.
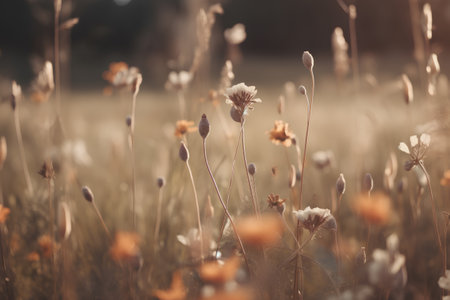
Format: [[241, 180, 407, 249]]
[[157, 177, 166, 188], [312, 150, 334, 169], [110, 231, 140, 262], [174, 120, 197, 138], [224, 83, 262, 120], [293, 207, 336, 232], [440, 170, 450, 186], [199, 256, 241, 284], [235, 214, 284, 246], [224, 24, 246, 45], [177, 228, 215, 259], [165, 71, 192, 91], [438, 270, 450, 291], [353, 192, 391, 225], [198, 114, 210, 139], [267, 120, 296, 147], [153, 271, 186, 300], [0, 205, 11, 224], [267, 193, 286, 209], [398, 133, 431, 171], [368, 234, 407, 290], [38, 235, 58, 258], [103, 62, 140, 89], [31, 61, 54, 103]]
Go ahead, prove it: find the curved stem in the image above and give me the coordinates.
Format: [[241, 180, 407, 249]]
[[92, 201, 112, 242], [418, 161, 444, 267], [130, 91, 137, 229], [185, 161, 204, 260], [241, 120, 259, 216], [202, 139, 250, 271], [348, 6, 360, 92], [153, 187, 163, 251], [14, 108, 33, 195], [54, 1, 61, 118]]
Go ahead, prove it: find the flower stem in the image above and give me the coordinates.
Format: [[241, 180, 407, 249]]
[[153, 186, 164, 252], [241, 120, 259, 216], [14, 107, 33, 195], [92, 201, 112, 242]]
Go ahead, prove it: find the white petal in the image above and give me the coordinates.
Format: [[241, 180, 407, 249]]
[[420, 133, 431, 147], [410, 135, 419, 147], [398, 142, 410, 154]]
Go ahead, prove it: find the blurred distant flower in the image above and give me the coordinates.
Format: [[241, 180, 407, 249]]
[[368, 234, 407, 290], [224, 23, 246, 45], [312, 150, 334, 169], [422, 3, 432, 40], [267, 120, 296, 147], [235, 214, 284, 246], [353, 192, 391, 225], [293, 206, 335, 232], [383, 152, 398, 192], [165, 71, 192, 91], [31, 61, 54, 103], [37, 160, 55, 179], [267, 193, 286, 215], [438, 270, 450, 291], [398, 133, 431, 171], [110, 231, 140, 263], [103, 62, 140, 89], [153, 271, 186, 300], [426, 53, 440, 96], [0, 205, 10, 224], [331, 27, 350, 80], [62, 139, 93, 166], [199, 256, 241, 284], [225, 83, 261, 120], [219, 60, 235, 93], [26, 251, 40, 262], [38, 235, 58, 258], [174, 120, 197, 138], [440, 170, 450, 186]]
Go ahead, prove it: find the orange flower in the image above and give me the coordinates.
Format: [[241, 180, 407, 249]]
[[353, 192, 391, 225], [235, 214, 284, 246], [38, 235, 58, 258], [174, 120, 197, 138], [440, 170, 450, 186], [199, 256, 241, 283], [0, 205, 10, 224], [26, 251, 40, 262], [103, 62, 129, 84], [153, 271, 186, 300], [267, 120, 296, 147], [110, 231, 140, 262]]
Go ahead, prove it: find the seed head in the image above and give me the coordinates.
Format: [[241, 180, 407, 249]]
[[336, 173, 346, 196], [179, 142, 189, 162], [81, 186, 94, 202], [248, 163, 256, 175], [198, 114, 210, 139], [302, 51, 314, 70], [157, 177, 165, 188], [362, 173, 374, 193], [0, 137, 7, 169]]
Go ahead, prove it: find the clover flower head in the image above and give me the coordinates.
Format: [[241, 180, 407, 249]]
[[293, 206, 335, 232], [224, 83, 261, 120], [398, 133, 431, 171]]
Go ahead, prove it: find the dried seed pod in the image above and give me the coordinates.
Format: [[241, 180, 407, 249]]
[[362, 173, 373, 193], [298, 85, 307, 96], [82, 186, 94, 202], [248, 163, 256, 175], [125, 116, 132, 127], [230, 106, 242, 123], [157, 177, 165, 188], [38, 161, 55, 179], [401, 74, 413, 104], [58, 202, 72, 240], [336, 173, 346, 196], [198, 114, 210, 139], [179, 142, 189, 162], [302, 51, 314, 70], [289, 165, 296, 188], [0, 137, 6, 169]]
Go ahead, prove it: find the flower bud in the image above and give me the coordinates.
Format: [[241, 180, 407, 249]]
[[362, 173, 374, 193], [230, 106, 242, 123], [404, 160, 415, 171], [179, 142, 189, 162], [302, 51, 314, 70], [298, 85, 307, 96], [198, 114, 210, 139], [81, 186, 94, 202], [157, 177, 165, 188], [248, 163, 256, 176], [125, 116, 132, 127], [336, 173, 346, 196]]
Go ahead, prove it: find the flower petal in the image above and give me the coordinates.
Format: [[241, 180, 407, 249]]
[[398, 142, 410, 154], [420, 133, 431, 147], [409, 135, 419, 147]]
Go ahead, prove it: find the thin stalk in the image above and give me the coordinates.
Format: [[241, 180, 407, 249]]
[[202, 139, 250, 271], [47, 179, 57, 299], [241, 120, 259, 216], [14, 108, 33, 195], [185, 161, 204, 260], [418, 161, 444, 267], [0, 226, 14, 299], [153, 187, 163, 251], [215, 129, 242, 254], [91, 201, 112, 242], [130, 90, 138, 229], [54, 0, 62, 118], [348, 5, 360, 92]]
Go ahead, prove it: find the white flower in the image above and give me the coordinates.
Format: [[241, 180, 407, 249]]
[[224, 23, 246, 45], [312, 150, 334, 169], [113, 66, 141, 87], [398, 133, 431, 171], [62, 140, 93, 166], [438, 270, 450, 291], [224, 83, 262, 118], [165, 71, 192, 91], [293, 206, 334, 232]]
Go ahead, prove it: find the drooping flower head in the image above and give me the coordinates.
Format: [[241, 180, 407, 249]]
[[398, 133, 431, 171], [267, 120, 296, 147], [224, 83, 262, 121], [293, 206, 335, 232]]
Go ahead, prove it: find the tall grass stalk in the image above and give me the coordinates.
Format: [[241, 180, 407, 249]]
[[153, 180, 164, 252], [54, 0, 62, 119], [13, 104, 33, 195]]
